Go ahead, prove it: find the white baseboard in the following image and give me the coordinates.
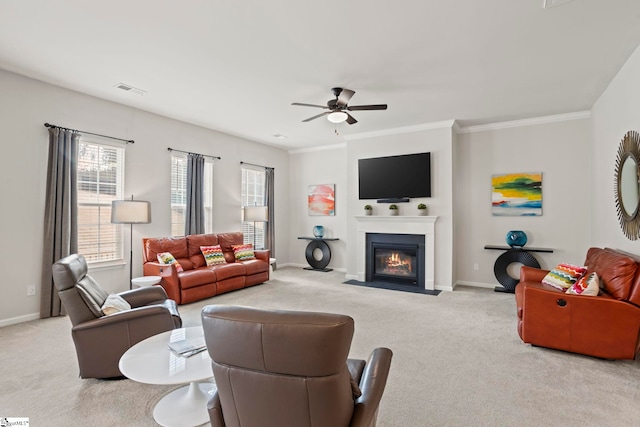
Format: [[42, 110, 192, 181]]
[[0, 312, 40, 327], [273, 262, 297, 269], [454, 280, 497, 290]]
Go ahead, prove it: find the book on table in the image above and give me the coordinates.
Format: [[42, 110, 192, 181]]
[[168, 336, 207, 356]]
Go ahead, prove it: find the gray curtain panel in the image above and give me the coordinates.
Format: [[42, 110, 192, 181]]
[[41, 127, 79, 318], [185, 153, 205, 235], [265, 167, 275, 258]]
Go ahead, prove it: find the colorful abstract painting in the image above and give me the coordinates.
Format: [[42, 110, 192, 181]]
[[308, 184, 335, 216], [492, 173, 542, 216]]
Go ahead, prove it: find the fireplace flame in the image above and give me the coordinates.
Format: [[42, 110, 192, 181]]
[[384, 251, 413, 275]]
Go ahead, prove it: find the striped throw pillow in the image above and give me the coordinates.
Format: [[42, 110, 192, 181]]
[[232, 244, 256, 261], [542, 263, 586, 291], [201, 245, 226, 266], [566, 272, 600, 296]]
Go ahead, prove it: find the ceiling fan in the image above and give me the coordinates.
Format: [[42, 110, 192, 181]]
[[292, 87, 387, 125]]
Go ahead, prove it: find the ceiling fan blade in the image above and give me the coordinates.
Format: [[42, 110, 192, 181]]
[[336, 89, 355, 107], [346, 113, 358, 125], [347, 104, 388, 111], [292, 102, 328, 109], [302, 111, 330, 122]]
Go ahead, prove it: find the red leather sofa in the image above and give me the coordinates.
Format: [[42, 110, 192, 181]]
[[515, 247, 640, 360], [142, 232, 270, 304]]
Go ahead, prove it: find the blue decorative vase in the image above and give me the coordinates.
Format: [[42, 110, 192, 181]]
[[313, 225, 324, 238], [506, 230, 527, 247]]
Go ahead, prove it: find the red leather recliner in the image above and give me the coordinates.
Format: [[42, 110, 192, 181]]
[[515, 247, 640, 360]]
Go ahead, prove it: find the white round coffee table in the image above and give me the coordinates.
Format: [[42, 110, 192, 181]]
[[119, 327, 215, 427]]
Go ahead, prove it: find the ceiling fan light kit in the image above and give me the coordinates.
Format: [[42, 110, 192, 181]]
[[292, 87, 387, 126], [327, 111, 348, 123]]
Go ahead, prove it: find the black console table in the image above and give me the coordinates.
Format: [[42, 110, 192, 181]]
[[484, 245, 553, 293], [298, 237, 339, 272]]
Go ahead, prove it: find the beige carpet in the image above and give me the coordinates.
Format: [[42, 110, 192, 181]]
[[1, 267, 639, 426]]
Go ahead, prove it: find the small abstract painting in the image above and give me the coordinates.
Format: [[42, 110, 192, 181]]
[[308, 184, 335, 216], [492, 173, 542, 216]]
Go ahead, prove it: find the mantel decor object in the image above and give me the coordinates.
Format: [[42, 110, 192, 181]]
[[364, 205, 372, 216], [389, 204, 399, 216], [506, 230, 527, 248], [313, 225, 325, 238], [417, 203, 427, 216]]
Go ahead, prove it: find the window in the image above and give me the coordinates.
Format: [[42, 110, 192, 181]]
[[241, 165, 266, 249], [170, 154, 214, 236], [77, 140, 125, 264]]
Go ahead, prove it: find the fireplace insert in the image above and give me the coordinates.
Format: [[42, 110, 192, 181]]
[[366, 233, 425, 287]]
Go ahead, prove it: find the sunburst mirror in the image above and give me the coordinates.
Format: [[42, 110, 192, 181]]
[[614, 130, 640, 240]]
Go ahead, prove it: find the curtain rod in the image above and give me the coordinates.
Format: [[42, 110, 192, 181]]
[[240, 161, 273, 170], [167, 147, 221, 160], [44, 123, 134, 144]]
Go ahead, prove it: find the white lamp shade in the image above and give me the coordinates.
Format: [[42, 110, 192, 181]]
[[111, 200, 152, 224], [327, 111, 348, 123], [244, 206, 268, 222]]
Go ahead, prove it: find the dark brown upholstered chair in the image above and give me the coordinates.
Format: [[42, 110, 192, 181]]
[[201, 305, 393, 427], [52, 253, 182, 379]]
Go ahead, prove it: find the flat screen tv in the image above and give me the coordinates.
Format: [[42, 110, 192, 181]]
[[358, 152, 431, 200]]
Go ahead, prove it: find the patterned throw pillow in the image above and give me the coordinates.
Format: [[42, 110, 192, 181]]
[[201, 245, 226, 266], [566, 272, 600, 296], [542, 263, 587, 291], [232, 243, 256, 261], [157, 252, 184, 272]]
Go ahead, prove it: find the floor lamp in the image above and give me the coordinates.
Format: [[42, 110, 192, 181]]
[[111, 197, 152, 288], [243, 206, 268, 249]]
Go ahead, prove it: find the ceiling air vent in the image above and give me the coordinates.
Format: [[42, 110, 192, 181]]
[[114, 83, 146, 96], [543, 0, 575, 8]]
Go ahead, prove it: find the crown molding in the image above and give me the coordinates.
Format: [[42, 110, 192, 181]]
[[456, 111, 591, 134], [343, 120, 456, 141], [288, 111, 591, 152], [288, 142, 347, 155]]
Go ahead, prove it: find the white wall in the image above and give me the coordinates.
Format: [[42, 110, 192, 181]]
[[455, 119, 592, 287], [0, 69, 289, 326], [591, 43, 640, 251], [4, 41, 640, 326], [345, 125, 455, 290], [287, 145, 348, 270]]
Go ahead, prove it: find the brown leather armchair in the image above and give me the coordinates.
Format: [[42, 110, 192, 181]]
[[52, 254, 182, 379], [201, 305, 393, 427]]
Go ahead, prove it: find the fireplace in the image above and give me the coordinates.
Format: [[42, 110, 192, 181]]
[[366, 233, 425, 286], [355, 216, 437, 290]]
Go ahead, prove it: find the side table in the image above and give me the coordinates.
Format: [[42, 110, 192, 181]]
[[297, 237, 339, 272], [131, 275, 161, 288], [484, 245, 553, 293]]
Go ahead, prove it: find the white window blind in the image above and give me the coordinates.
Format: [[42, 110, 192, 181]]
[[77, 140, 125, 263], [170, 154, 214, 237], [241, 165, 266, 249]]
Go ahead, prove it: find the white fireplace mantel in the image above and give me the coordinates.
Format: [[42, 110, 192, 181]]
[[354, 216, 437, 290]]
